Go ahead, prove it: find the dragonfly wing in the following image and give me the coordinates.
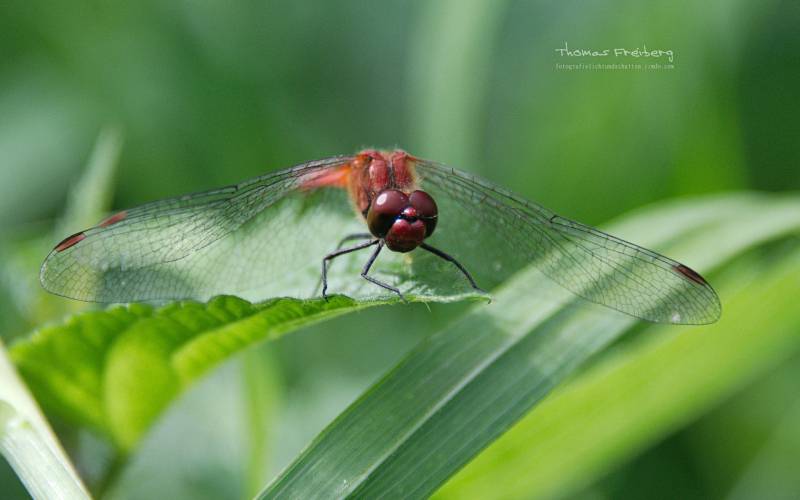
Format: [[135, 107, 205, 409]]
[[414, 160, 721, 324], [41, 156, 355, 302]]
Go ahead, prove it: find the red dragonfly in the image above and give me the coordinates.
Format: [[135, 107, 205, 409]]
[[41, 149, 721, 324]]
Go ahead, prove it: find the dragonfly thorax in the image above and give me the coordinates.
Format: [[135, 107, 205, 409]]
[[366, 189, 438, 252]]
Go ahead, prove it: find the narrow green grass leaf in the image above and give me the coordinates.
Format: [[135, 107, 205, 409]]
[[57, 126, 124, 238], [242, 349, 281, 499], [437, 250, 800, 500], [726, 389, 800, 500], [1, 127, 123, 338], [261, 194, 800, 499], [10, 294, 429, 453], [408, 0, 508, 164], [0, 341, 91, 500]]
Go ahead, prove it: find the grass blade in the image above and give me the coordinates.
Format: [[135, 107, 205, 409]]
[[57, 126, 124, 238], [438, 250, 800, 499], [408, 0, 508, 165], [260, 193, 800, 499], [0, 341, 91, 500]]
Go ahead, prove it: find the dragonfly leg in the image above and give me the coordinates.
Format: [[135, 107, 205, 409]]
[[335, 233, 373, 250], [361, 240, 406, 302], [420, 242, 486, 294], [322, 239, 379, 300], [317, 233, 374, 296]]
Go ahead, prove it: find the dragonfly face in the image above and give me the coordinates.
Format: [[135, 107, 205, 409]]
[[366, 189, 438, 252]]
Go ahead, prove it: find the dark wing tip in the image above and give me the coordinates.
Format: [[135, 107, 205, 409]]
[[669, 264, 722, 325], [53, 232, 86, 252], [673, 263, 709, 286]]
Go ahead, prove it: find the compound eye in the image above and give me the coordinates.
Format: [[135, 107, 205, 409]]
[[409, 190, 438, 236], [367, 189, 409, 237]]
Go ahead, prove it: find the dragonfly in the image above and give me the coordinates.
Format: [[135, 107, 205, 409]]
[[41, 149, 721, 325]]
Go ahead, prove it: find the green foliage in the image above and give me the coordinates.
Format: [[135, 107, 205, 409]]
[[0, 129, 119, 500], [438, 251, 800, 499], [0, 342, 91, 500], [57, 126, 123, 239], [11, 295, 384, 453], [8, 193, 800, 498], [2, 1, 799, 498], [260, 194, 800, 498]]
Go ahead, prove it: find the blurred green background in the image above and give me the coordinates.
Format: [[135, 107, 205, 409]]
[[1, 0, 799, 498]]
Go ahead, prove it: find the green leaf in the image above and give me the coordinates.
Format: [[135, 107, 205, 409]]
[[0, 340, 91, 500], [10, 294, 429, 453], [241, 349, 282, 499], [0, 127, 123, 339], [260, 193, 800, 499], [57, 125, 124, 238], [408, 0, 509, 165], [726, 387, 800, 500], [437, 249, 800, 500]]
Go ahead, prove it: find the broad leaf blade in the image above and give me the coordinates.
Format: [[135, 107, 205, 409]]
[[261, 194, 800, 499], [11, 295, 421, 452]]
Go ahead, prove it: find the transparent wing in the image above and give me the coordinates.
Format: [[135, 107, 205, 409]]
[[414, 159, 721, 324], [41, 156, 355, 302]]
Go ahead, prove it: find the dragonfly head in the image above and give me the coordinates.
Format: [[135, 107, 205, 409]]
[[367, 189, 438, 252]]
